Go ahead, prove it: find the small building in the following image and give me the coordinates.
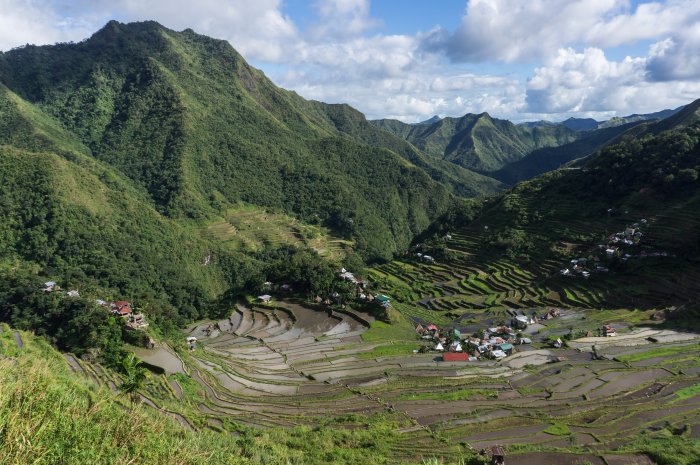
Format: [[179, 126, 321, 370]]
[[512, 315, 528, 329], [602, 324, 617, 337], [434, 342, 444, 351], [498, 343, 514, 355], [66, 290, 80, 298], [486, 445, 506, 465], [552, 338, 563, 349], [111, 301, 133, 317], [443, 352, 468, 362], [491, 349, 507, 359], [42, 281, 60, 292], [426, 324, 439, 332], [257, 294, 272, 304], [375, 294, 391, 307]]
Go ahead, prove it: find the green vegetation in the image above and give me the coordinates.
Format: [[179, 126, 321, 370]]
[[372, 112, 578, 174], [673, 383, 700, 401], [543, 423, 571, 436], [617, 345, 695, 363], [0, 20, 480, 263], [396, 389, 498, 401]]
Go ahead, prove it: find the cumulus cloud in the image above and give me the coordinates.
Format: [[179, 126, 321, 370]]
[[646, 28, 700, 81], [0, 0, 697, 123], [0, 0, 97, 49], [309, 0, 381, 39], [0, 0, 298, 61], [525, 46, 700, 116], [426, 0, 700, 63]]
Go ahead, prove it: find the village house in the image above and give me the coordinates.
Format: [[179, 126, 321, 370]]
[[602, 324, 617, 337], [258, 294, 272, 304], [42, 281, 60, 292], [110, 301, 133, 317], [375, 294, 391, 308], [126, 313, 148, 330], [66, 290, 80, 298]]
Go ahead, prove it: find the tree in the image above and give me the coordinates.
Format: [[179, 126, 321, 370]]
[[119, 354, 148, 408]]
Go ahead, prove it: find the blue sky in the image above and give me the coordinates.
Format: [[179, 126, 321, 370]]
[[1, 0, 698, 122]]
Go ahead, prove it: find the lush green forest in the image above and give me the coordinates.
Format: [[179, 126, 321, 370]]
[[372, 112, 579, 173], [0, 20, 483, 262]]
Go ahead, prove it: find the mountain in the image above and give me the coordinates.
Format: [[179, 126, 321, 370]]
[[416, 115, 442, 125], [560, 117, 599, 131], [372, 112, 579, 174], [598, 106, 684, 129], [0, 20, 485, 264], [492, 120, 647, 184], [310, 103, 503, 197], [422, 111, 700, 313]]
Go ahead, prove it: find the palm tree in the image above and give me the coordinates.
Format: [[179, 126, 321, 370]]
[[120, 353, 147, 408]]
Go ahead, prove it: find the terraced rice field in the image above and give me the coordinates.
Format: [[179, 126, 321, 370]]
[[62, 298, 700, 464], [202, 205, 351, 259]]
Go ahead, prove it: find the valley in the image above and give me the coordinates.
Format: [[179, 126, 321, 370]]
[[0, 19, 699, 465]]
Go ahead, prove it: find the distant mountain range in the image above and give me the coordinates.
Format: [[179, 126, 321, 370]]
[[372, 104, 687, 184], [519, 107, 684, 131]]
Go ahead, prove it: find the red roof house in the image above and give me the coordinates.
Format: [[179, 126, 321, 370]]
[[111, 301, 132, 316], [442, 353, 469, 362]]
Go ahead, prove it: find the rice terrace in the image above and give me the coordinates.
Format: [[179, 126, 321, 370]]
[[55, 204, 700, 465], [1, 9, 700, 465]]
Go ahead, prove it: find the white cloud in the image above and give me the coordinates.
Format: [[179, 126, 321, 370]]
[[525, 46, 700, 116], [0, 0, 697, 123], [309, 0, 381, 39], [0, 0, 97, 49], [426, 0, 700, 63], [646, 28, 700, 81]]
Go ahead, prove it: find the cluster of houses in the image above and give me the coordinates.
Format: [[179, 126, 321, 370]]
[[559, 218, 659, 279], [42, 281, 81, 298], [414, 308, 571, 362], [417, 314, 542, 362], [42, 281, 147, 330], [257, 269, 392, 310]]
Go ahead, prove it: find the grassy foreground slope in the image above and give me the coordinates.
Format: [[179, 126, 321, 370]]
[[1, 325, 478, 465]]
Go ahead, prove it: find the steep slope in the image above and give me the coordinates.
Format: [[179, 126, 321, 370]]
[[0, 21, 459, 261], [0, 84, 229, 324], [372, 112, 578, 174], [310, 103, 504, 197]]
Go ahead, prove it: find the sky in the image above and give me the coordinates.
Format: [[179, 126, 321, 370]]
[[1, 0, 699, 123]]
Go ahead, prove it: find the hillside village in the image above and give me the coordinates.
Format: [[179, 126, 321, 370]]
[[41, 281, 148, 331]]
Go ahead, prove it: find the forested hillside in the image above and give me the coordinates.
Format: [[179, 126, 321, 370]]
[[416, 113, 700, 315], [0, 20, 485, 264], [372, 112, 578, 173]]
